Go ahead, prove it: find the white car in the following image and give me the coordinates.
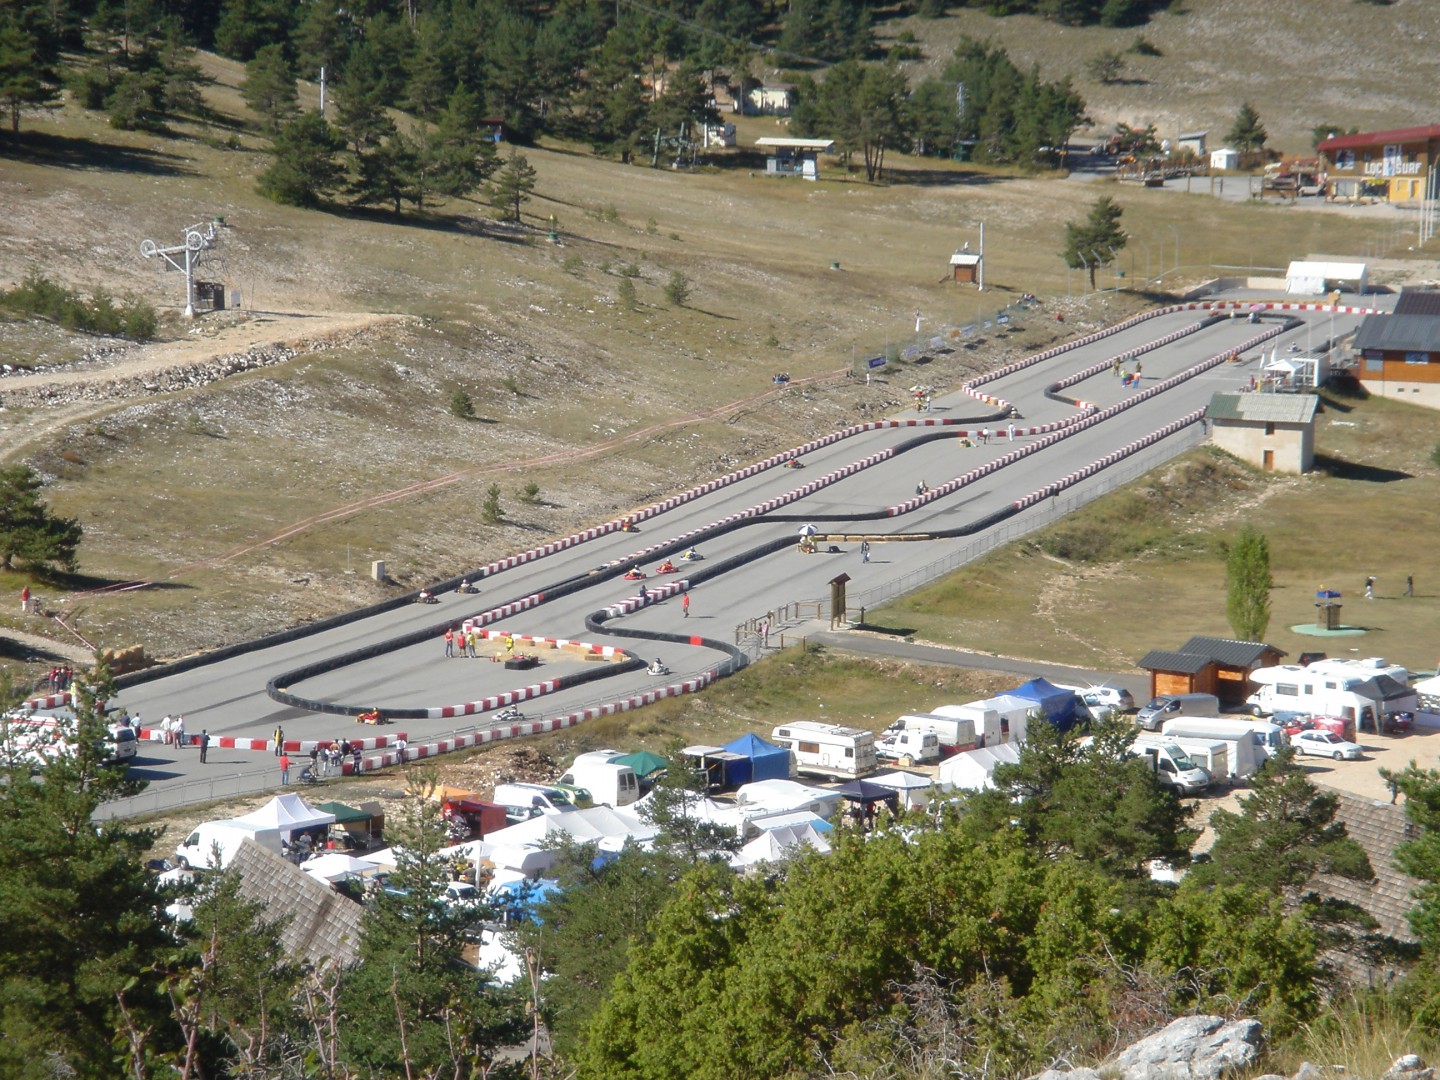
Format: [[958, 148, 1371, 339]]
[[1080, 685, 1136, 713], [1291, 730, 1364, 761]]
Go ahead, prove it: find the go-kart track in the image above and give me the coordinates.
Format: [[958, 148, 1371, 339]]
[[72, 301, 1374, 817]]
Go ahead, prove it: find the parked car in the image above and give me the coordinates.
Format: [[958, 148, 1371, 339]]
[[1079, 685, 1136, 713], [1291, 730, 1364, 761]]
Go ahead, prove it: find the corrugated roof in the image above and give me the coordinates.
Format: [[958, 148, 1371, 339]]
[[1318, 124, 1440, 153], [1353, 312, 1440, 354], [1179, 636, 1283, 667], [1138, 649, 1212, 675], [1395, 287, 1440, 317], [1207, 392, 1319, 424], [230, 840, 365, 969]]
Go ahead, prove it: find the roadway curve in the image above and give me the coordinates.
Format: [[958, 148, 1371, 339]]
[[75, 301, 1373, 816]]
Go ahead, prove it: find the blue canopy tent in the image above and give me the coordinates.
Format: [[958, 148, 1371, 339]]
[[1007, 678, 1080, 732], [721, 734, 792, 785]]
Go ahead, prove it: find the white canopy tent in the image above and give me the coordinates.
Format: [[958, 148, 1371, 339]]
[[729, 823, 831, 869], [300, 852, 379, 883], [869, 770, 936, 808], [1285, 260, 1367, 296], [233, 793, 336, 840], [938, 743, 1022, 792]]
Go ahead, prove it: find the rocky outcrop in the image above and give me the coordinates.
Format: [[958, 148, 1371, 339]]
[[0, 346, 298, 408]]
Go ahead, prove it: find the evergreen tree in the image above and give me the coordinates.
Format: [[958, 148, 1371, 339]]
[[1227, 100, 1268, 153], [481, 481, 504, 523], [256, 109, 345, 206], [292, 0, 351, 82], [351, 129, 421, 213], [0, 660, 170, 1078], [418, 82, 496, 199], [105, 67, 165, 129], [213, 0, 292, 61], [487, 149, 536, 223], [333, 41, 395, 156], [241, 42, 298, 134], [156, 24, 212, 117], [855, 61, 910, 182], [0, 14, 61, 133], [1225, 524, 1272, 641], [1062, 194, 1126, 287], [0, 464, 82, 571], [574, 22, 648, 161], [403, 12, 452, 121], [648, 59, 719, 142]]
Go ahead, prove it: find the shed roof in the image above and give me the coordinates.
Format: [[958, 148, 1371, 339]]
[[1207, 392, 1319, 424], [1394, 287, 1440, 316], [1318, 124, 1440, 153], [1178, 635, 1283, 667], [755, 137, 834, 151], [1317, 790, 1423, 943], [229, 840, 364, 968], [1137, 649, 1213, 675], [1353, 312, 1440, 354], [950, 253, 982, 267], [1178, 130, 1208, 140]]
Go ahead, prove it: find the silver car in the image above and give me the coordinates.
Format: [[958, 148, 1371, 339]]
[[1081, 685, 1136, 713], [1291, 730, 1364, 761]]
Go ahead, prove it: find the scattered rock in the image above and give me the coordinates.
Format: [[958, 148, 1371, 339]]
[[1385, 1055, 1433, 1080], [1107, 1014, 1264, 1079]]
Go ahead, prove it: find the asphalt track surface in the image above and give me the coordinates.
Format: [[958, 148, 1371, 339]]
[[68, 302, 1369, 813]]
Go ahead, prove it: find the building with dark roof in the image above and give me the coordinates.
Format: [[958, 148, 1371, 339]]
[[1208, 392, 1318, 473], [1317, 124, 1440, 203], [1137, 635, 1286, 705], [1352, 287, 1440, 406], [229, 839, 365, 969]]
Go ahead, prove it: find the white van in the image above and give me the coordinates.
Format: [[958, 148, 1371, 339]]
[[928, 704, 1004, 747], [491, 783, 580, 824], [1152, 736, 1231, 784], [890, 713, 977, 756], [770, 722, 877, 779], [876, 729, 941, 766], [558, 758, 640, 807], [1128, 739, 1211, 795], [1136, 693, 1221, 732], [176, 820, 284, 870]]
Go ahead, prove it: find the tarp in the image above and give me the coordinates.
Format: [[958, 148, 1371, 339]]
[[234, 793, 336, 840], [722, 734, 792, 784], [300, 853, 378, 882], [489, 877, 562, 923], [313, 801, 371, 825], [611, 750, 668, 778], [1005, 678, 1079, 731], [938, 743, 1022, 792], [481, 806, 657, 850]]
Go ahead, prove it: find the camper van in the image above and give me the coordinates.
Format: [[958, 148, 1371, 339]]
[[928, 703, 1006, 747], [770, 722, 877, 779], [559, 754, 640, 807], [1161, 717, 1283, 764], [888, 713, 977, 757], [1139, 732, 1232, 784], [1128, 740, 1211, 795], [175, 820, 284, 870], [1136, 693, 1221, 732], [1245, 665, 1412, 733], [491, 783, 580, 825]]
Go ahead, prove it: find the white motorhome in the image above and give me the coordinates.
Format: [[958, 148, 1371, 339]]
[[176, 820, 284, 870], [1161, 717, 1277, 770], [1128, 739, 1211, 795], [770, 722, 877, 779], [1246, 665, 1411, 732], [559, 753, 640, 807], [889, 713, 977, 757], [1141, 734, 1231, 784]]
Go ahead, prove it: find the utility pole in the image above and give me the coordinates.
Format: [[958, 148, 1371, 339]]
[[978, 220, 985, 291]]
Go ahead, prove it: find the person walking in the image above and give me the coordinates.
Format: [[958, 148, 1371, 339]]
[[444, 627, 454, 657], [1365, 576, 1376, 600], [19, 585, 29, 614], [309, 745, 319, 776], [174, 714, 186, 749], [198, 729, 210, 763], [860, 540, 870, 564], [1406, 575, 1415, 597], [1007, 422, 1016, 441], [682, 592, 691, 618], [759, 617, 770, 647], [274, 725, 284, 755], [279, 753, 291, 785]]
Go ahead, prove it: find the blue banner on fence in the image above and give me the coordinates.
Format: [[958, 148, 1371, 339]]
[[867, 355, 887, 369]]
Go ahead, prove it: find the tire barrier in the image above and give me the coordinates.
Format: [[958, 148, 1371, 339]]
[[22, 691, 72, 711]]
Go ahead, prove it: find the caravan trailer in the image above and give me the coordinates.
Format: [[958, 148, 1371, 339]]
[[770, 722, 877, 779]]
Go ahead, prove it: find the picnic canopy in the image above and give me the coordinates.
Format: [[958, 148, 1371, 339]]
[[722, 733, 792, 784], [612, 750, 668, 777], [832, 780, 901, 807], [234, 793, 335, 840], [313, 801, 371, 825], [1005, 677, 1079, 731], [869, 770, 935, 809]]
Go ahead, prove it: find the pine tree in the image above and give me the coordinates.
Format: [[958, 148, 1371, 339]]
[[1227, 101, 1268, 153], [350, 130, 421, 214], [0, 464, 83, 571], [481, 482, 504, 524], [1061, 194, 1126, 287], [487, 150, 536, 223], [1225, 524, 1272, 641], [0, 15, 61, 133], [333, 42, 395, 156], [419, 82, 496, 199], [241, 42, 298, 134], [257, 109, 346, 206]]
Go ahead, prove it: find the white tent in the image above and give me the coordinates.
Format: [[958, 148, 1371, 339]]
[[735, 778, 842, 818], [869, 770, 935, 809], [1285, 260, 1367, 296], [938, 743, 1022, 792], [482, 805, 656, 848], [300, 852, 379, 883], [741, 809, 834, 839], [233, 793, 336, 840], [729, 823, 831, 869]]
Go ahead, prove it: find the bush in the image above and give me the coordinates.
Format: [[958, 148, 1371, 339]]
[[518, 481, 541, 504], [481, 483, 504, 525], [1129, 34, 1162, 56], [449, 389, 475, 419], [0, 272, 158, 342], [1430, 443, 1440, 470], [617, 277, 638, 310], [664, 271, 691, 307]]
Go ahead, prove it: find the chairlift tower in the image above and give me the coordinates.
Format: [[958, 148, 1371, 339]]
[[140, 219, 222, 317]]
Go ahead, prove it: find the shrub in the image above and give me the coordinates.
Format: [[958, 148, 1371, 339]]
[[449, 389, 475, 419], [664, 271, 691, 307], [481, 483, 504, 525], [518, 481, 541, 504], [617, 277, 638, 310], [0, 272, 158, 342], [1129, 34, 1162, 56], [502, 374, 521, 395]]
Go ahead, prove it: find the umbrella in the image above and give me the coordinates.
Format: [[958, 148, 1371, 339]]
[[797, 524, 818, 536]]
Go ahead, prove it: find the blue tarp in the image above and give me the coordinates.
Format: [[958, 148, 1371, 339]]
[[721, 734, 792, 785], [1006, 678, 1079, 731]]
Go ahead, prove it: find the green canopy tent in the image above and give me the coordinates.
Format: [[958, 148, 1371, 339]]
[[611, 750, 668, 778]]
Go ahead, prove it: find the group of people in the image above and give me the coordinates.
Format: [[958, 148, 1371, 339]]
[[159, 714, 189, 746], [45, 666, 74, 693], [442, 626, 485, 657]]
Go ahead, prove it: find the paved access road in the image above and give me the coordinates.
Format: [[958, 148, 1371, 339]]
[[88, 304, 1366, 813]]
